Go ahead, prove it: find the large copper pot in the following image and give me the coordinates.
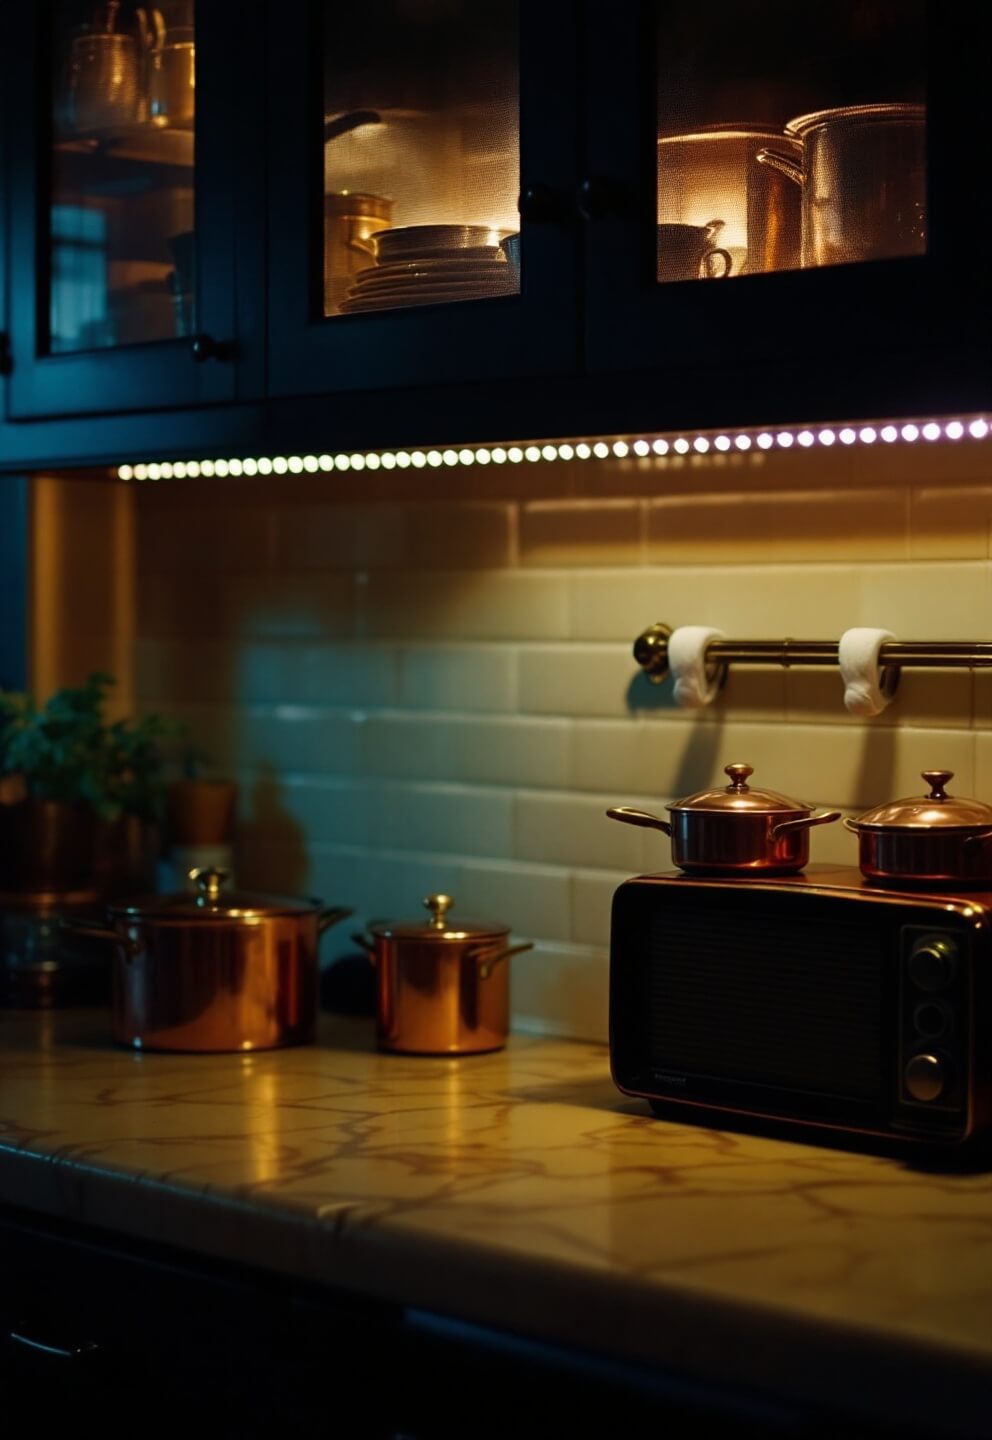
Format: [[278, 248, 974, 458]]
[[66, 867, 352, 1052], [844, 770, 992, 889], [608, 763, 840, 875], [757, 103, 926, 268], [355, 893, 532, 1055]]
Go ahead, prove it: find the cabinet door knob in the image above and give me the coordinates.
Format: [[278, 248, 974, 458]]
[[517, 183, 563, 223], [190, 333, 231, 363], [576, 176, 627, 221]]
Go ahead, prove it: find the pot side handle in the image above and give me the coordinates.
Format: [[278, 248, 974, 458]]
[[606, 806, 672, 836], [59, 919, 141, 962], [756, 148, 803, 185], [477, 941, 534, 981], [963, 828, 992, 850], [842, 816, 862, 835], [351, 931, 376, 965], [316, 904, 354, 935], [771, 809, 842, 839]]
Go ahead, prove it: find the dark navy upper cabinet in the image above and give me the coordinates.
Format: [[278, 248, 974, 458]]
[[580, 0, 991, 427], [2, 1, 264, 422], [0, 1, 989, 458]]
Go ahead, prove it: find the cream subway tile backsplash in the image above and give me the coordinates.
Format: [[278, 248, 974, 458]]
[[645, 489, 909, 564], [520, 500, 644, 568], [360, 570, 569, 641], [398, 644, 517, 711], [81, 440, 989, 1044], [276, 504, 407, 572], [406, 503, 516, 570], [909, 487, 992, 560], [518, 645, 640, 718]]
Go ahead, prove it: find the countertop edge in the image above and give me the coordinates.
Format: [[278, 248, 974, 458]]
[[1, 1140, 991, 1438]]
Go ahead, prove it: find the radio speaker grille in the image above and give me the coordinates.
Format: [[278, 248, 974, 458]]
[[647, 901, 884, 1100]]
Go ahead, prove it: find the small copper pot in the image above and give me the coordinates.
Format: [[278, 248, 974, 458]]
[[845, 770, 992, 889], [65, 867, 352, 1052], [354, 894, 532, 1055], [608, 763, 840, 875]]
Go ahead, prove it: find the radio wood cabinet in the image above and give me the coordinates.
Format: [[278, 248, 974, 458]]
[[0, 1, 989, 468]]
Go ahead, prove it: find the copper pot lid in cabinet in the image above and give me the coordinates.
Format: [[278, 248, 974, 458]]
[[667, 763, 812, 817], [848, 771, 992, 833]]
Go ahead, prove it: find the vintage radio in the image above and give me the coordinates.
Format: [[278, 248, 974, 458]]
[[610, 867, 992, 1145]]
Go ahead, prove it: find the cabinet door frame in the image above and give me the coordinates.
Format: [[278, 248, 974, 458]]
[[580, 0, 992, 429], [265, 0, 581, 400], [3, 1, 259, 422]]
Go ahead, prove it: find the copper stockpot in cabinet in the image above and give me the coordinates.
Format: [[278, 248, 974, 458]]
[[67, 867, 352, 1052], [608, 763, 840, 875], [845, 771, 992, 889], [355, 894, 533, 1055]]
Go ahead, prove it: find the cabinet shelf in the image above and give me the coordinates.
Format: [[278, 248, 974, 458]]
[[55, 124, 193, 174]]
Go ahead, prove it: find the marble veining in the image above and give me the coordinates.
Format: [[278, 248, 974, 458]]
[[3, 1009, 992, 1432]]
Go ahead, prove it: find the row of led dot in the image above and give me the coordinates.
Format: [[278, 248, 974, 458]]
[[116, 417, 990, 482]]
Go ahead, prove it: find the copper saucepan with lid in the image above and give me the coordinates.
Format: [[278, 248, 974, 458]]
[[844, 770, 992, 888], [66, 866, 353, 1052], [608, 762, 840, 875], [353, 893, 532, 1055]]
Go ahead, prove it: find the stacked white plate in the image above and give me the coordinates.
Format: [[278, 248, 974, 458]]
[[340, 225, 518, 314]]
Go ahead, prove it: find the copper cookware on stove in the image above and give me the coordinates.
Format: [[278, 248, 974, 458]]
[[65, 867, 352, 1052], [354, 893, 532, 1055], [607, 762, 840, 875], [844, 770, 992, 889]]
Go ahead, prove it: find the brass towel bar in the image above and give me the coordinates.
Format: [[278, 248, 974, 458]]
[[634, 623, 992, 687]]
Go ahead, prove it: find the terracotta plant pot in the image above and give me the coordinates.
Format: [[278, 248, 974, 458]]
[[0, 796, 99, 892], [167, 779, 237, 847]]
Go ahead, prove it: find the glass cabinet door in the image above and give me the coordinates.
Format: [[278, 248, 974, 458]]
[[583, 1, 988, 421], [5, 0, 245, 419], [49, 0, 196, 353], [655, 1, 927, 286], [267, 1, 579, 400], [322, 2, 520, 320]]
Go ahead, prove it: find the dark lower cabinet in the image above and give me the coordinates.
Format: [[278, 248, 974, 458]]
[[0, 1206, 935, 1440]]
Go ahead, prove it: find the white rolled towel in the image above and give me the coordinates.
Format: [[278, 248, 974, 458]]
[[668, 625, 726, 709], [838, 627, 896, 717]]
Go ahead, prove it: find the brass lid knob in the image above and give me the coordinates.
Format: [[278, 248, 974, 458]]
[[191, 866, 228, 905], [921, 770, 954, 800], [423, 893, 454, 929], [724, 763, 754, 792]]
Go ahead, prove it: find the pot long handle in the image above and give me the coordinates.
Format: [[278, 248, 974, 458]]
[[606, 806, 672, 836], [317, 905, 354, 935], [477, 941, 534, 981], [59, 919, 141, 962], [756, 148, 803, 186], [772, 809, 842, 840]]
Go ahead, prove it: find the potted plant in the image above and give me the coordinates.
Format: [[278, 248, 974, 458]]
[[0, 673, 115, 890], [0, 674, 180, 895]]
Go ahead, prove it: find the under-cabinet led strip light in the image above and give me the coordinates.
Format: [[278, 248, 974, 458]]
[[115, 415, 991, 482]]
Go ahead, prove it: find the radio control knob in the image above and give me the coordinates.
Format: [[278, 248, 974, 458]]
[[904, 1052, 945, 1103], [909, 938, 957, 992]]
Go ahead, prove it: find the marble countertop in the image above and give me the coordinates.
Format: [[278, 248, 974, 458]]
[[3, 1009, 992, 1434]]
